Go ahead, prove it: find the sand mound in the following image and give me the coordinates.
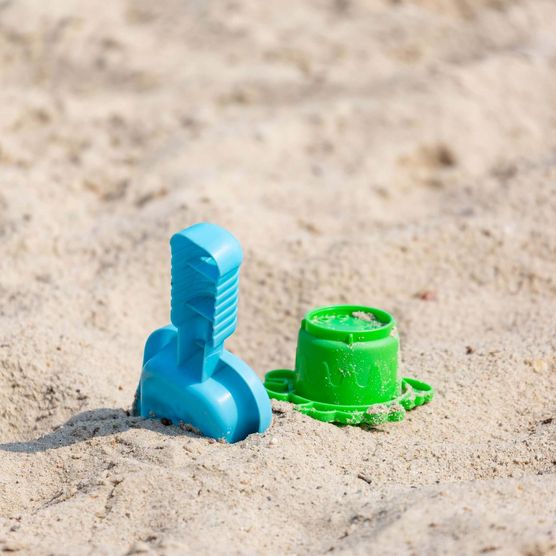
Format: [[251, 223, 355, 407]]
[[1, 0, 555, 554]]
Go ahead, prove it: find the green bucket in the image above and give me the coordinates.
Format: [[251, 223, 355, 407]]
[[264, 305, 433, 426]]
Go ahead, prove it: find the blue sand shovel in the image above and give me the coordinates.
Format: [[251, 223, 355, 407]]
[[132, 223, 272, 442]]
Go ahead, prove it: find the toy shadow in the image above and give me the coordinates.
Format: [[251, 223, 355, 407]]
[[0, 408, 200, 454]]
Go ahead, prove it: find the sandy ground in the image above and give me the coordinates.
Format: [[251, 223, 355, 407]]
[[1, 0, 556, 554]]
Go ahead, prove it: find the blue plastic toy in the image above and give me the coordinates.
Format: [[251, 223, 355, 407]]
[[132, 223, 272, 442]]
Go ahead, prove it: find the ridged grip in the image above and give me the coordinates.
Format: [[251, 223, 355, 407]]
[[169, 223, 243, 380]]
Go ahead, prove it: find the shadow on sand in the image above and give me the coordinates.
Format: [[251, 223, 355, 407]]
[[0, 408, 200, 453]]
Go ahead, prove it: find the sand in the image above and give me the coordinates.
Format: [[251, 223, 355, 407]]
[[1, 0, 556, 554]]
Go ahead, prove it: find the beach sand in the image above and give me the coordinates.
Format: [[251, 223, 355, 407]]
[[1, 0, 556, 553]]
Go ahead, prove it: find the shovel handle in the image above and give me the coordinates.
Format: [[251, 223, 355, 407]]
[[169, 223, 243, 381]]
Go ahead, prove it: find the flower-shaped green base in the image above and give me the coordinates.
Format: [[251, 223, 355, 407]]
[[264, 370, 434, 426]]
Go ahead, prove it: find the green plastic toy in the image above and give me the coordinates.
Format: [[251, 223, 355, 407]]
[[264, 305, 433, 426]]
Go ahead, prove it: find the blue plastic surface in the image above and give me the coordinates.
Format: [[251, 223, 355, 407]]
[[132, 223, 272, 442]]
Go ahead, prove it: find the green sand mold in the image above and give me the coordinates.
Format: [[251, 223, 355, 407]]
[[264, 305, 433, 426]]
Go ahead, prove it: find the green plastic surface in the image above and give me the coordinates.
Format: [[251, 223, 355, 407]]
[[264, 305, 433, 425]]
